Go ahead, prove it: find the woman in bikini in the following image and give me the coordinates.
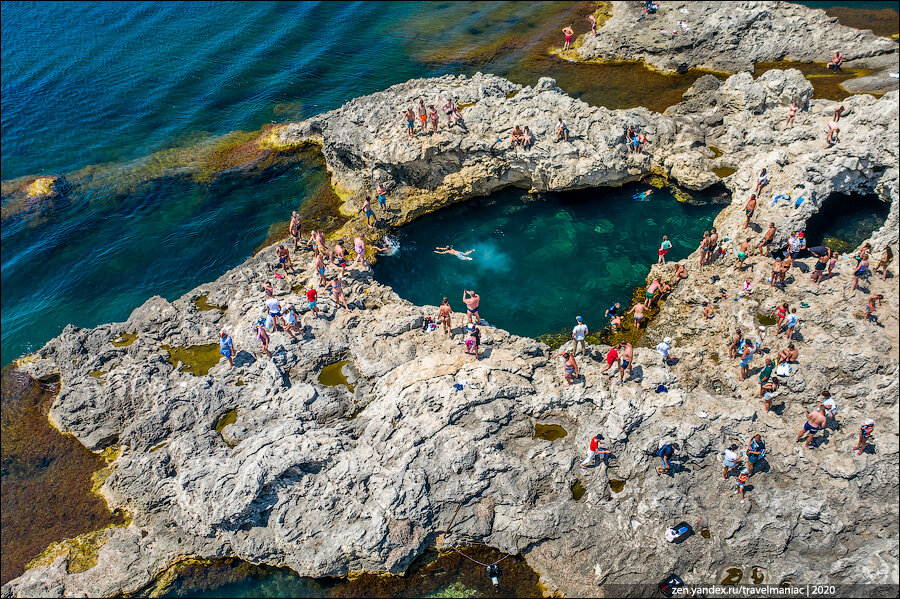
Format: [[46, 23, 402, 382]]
[[875, 247, 893, 280], [551, 351, 578, 386], [442, 98, 460, 126], [826, 251, 839, 279], [785, 100, 799, 129], [255, 323, 271, 358], [771, 302, 789, 332], [354, 235, 367, 267], [429, 105, 439, 134], [438, 297, 453, 337], [328, 276, 350, 310]]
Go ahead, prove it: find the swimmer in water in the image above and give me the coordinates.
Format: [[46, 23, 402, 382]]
[[435, 245, 474, 260]]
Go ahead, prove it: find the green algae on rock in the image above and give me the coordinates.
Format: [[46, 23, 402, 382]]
[[111, 332, 138, 347], [162, 343, 221, 376], [713, 166, 737, 179], [753, 61, 876, 101], [533, 423, 567, 442]]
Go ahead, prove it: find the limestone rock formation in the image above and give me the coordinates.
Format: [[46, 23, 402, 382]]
[[575, 1, 897, 75], [4, 67, 899, 598]]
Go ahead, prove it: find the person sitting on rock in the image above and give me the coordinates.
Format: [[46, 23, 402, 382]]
[[523, 126, 534, 149], [776, 342, 798, 365], [825, 120, 840, 147], [655, 442, 677, 476], [826, 51, 843, 70], [510, 125, 525, 150], [556, 117, 569, 142]]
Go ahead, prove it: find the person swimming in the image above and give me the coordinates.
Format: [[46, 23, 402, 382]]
[[435, 245, 474, 260]]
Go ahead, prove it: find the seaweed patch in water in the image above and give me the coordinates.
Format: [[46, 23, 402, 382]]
[[0, 365, 125, 585], [162, 343, 221, 376], [533, 423, 567, 441], [609, 479, 626, 493]]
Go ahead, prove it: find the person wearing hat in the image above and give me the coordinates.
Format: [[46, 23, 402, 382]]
[[854, 419, 875, 455], [722, 444, 742, 480], [656, 337, 673, 365], [580, 434, 609, 468], [219, 330, 235, 369], [735, 467, 750, 503], [754, 325, 766, 351], [572, 316, 588, 357]]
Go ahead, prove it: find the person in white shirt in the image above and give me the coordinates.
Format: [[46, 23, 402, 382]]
[[656, 336, 673, 365], [722, 444, 742, 479], [572, 316, 588, 356], [820, 390, 838, 425]]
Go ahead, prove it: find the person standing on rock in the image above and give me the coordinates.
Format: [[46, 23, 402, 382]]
[[219, 331, 235, 369], [264, 292, 283, 332], [853, 419, 875, 455], [657, 235, 672, 264], [562, 24, 574, 51], [354, 235, 367, 267], [785, 100, 799, 129], [438, 297, 453, 337], [281, 304, 299, 340], [276, 245, 296, 275], [254, 321, 272, 359], [462, 289, 480, 324], [708, 228, 720, 264], [733, 238, 751, 271], [809, 245, 831, 285], [875, 247, 892, 280], [429, 105, 439, 134], [333, 239, 348, 277], [328, 275, 350, 311], [580, 434, 609, 469], [359, 197, 376, 228], [404, 107, 416, 139], [587, 13, 598, 37], [758, 222, 776, 256], [464, 323, 481, 360], [417, 99, 428, 134], [655, 336, 673, 366], [313, 251, 327, 287], [555, 116, 569, 142], [698, 231, 710, 266], [306, 287, 319, 318], [376, 182, 389, 213], [442, 98, 460, 127], [851, 255, 869, 292], [735, 467, 750, 503], [552, 350, 579, 386], [770, 258, 784, 288], [761, 377, 780, 412], [833, 105, 845, 122], [722, 444, 742, 480], [617, 340, 633, 384], [627, 301, 646, 327], [746, 434, 765, 474], [796, 405, 827, 448], [784, 308, 799, 341], [289, 211, 303, 252], [743, 194, 757, 229], [572, 316, 588, 356], [655, 442, 678, 476], [738, 339, 755, 381]]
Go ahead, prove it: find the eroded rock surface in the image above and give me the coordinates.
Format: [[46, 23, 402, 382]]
[[4, 68, 898, 598], [575, 1, 897, 75]]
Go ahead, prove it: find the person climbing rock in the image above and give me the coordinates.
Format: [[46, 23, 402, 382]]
[[617, 341, 633, 384], [722, 444, 742, 480], [580, 433, 609, 468], [276, 244, 295, 275]]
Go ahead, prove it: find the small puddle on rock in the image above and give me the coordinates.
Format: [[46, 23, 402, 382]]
[[162, 344, 221, 376], [708, 146, 723, 159], [533, 423, 567, 441], [111, 333, 137, 347], [149, 441, 169, 453], [756, 313, 777, 326], [751, 566, 766, 584], [88, 370, 107, 380], [721, 567, 743, 585], [214, 410, 237, 435], [700, 529, 711, 539], [571, 480, 586, 501], [193, 293, 226, 313], [713, 166, 737, 179], [609, 479, 626, 493], [318, 360, 354, 391]]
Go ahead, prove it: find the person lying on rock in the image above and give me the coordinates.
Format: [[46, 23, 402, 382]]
[[551, 350, 578, 386]]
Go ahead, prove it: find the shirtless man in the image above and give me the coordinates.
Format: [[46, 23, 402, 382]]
[[796, 406, 828, 448], [328, 275, 350, 310], [435, 245, 474, 260], [776, 343, 798, 365], [313, 252, 327, 287], [375, 182, 388, 213], [744, 194, 757, 229], [617, 341, 634, 384], [359, 197, 376, 228], [627, 302, 646, 327], [734, 238, 751, 271], [809, 245, 831, 285], [404, 107, 416, 139], [333, 239, 348, 277], [462, 290, 480, 324], [672, 262, 688, 285], [289, 211, 302, 252], [275, 245, 295, 275], [644, 278, 661, 307], [438, 297, 453, 337], [707, 228, 720, 263], [758, 222, 776, 256], [417, 99, 428, 133], [771, 257, 784, 288], [587, 13, 598, 36], [562, 24, 574, 51], [610, 313, 622, 332], [552, 351, 579, 386], [833, 105, 845, 122], [825, 120, 839, 147], [510, 125, 525, 149]]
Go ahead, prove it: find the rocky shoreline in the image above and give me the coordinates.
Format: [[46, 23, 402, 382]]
[[3, 62, 897, 597]]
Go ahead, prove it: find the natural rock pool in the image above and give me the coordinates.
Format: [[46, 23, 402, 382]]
[[373, 184, 721, 340]]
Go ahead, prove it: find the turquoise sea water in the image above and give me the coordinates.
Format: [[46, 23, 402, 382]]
[[373, 185, 720, 339]]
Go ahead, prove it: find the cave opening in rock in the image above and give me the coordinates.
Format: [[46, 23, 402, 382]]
[[373, 183, 721, 340], [804, 192, 889, 254]]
